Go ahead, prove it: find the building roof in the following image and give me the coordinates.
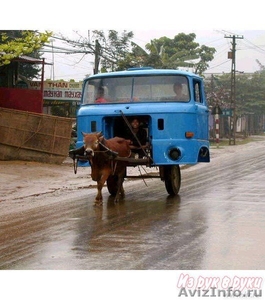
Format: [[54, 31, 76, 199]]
[[12, 55, 51, 65]]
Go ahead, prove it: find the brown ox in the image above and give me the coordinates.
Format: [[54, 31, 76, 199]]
[[82, 132, 131, 205]]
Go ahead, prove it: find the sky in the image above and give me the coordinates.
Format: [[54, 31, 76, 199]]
[[2, 0, 265, 82], [42, 29, 265, 82]]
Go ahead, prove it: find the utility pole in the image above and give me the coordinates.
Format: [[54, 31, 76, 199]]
[[94, 39, 100, 75], [50, 38, 55, 80], [225, 34, 243, 145]]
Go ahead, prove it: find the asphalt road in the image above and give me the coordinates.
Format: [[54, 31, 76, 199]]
[[1, 138, 265, 270]]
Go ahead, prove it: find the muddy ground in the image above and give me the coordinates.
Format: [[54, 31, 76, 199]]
[[0, 138, 262, 216]]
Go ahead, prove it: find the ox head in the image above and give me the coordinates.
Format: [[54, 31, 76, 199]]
[[82, 131, 104, 157]]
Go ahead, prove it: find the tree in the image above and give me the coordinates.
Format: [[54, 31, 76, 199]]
[[121, 33, 216, 75], [205, 68, 265, 117], [241, 70, 265, 115], [0, 30, 52, 78], [61, 31, 216, 75], [205, 74, 230, 110], [93, 30, 134, 72], [145, 34, 201, 69], [59, 30, 134, 74], [194, 44, 216, 75]]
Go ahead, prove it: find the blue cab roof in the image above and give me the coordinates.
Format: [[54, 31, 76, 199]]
[[85, 67, 201, 80]]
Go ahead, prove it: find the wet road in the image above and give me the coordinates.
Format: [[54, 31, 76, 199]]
[[1, 141, 265, 270]]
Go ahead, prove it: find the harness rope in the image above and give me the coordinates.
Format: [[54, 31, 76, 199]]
[[98, 138, 132, 175]]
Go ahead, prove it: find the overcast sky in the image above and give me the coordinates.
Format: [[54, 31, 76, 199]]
[[2, 0, 265, 82], [41, 29, 265, 81]]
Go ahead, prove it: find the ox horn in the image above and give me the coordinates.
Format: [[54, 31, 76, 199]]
[[97, 131, 103, 136]]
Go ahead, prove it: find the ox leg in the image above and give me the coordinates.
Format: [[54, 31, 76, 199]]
[[114, 173, 126, 203], [95, 173, 109, 206], [95, 185, 103, 205]]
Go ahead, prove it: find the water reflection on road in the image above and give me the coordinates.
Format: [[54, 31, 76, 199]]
[[1, 141, 265, 270]]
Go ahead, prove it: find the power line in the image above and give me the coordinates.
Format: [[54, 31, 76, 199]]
[[207, 60, 230, 71], [241, 38, 265, 54], [42, 43, 92, 54]]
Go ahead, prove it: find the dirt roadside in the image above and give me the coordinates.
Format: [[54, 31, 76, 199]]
[[0, 137, 264, 205]]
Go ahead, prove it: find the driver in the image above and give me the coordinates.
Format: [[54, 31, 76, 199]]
[[173, 82, 188, 101], [95, 87, 108, 103]]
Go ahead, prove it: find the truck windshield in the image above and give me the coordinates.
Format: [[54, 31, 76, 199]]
[[82, 75, 190, 104]]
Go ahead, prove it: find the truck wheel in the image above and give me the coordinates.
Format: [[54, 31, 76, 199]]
[[107, 175, 118, 196], [164, 165, 181, 195]]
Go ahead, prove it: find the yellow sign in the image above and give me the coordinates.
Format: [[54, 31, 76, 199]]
[[29, 80, 82, 102]]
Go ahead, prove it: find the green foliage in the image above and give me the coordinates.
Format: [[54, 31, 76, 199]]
[[120, 32, 216, 75], [145, 33, 200, 69], [92, 30, 134, 72], [205, 69, 265, 116], [63, 31, 216, 75], [205, 73, 231, 108], [0, 30, 52, 67]]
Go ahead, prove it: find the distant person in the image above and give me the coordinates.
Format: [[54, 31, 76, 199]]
[[95, 87, 108, 103], [125, 118, 148, 158], [173, 82, 188, 101]]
